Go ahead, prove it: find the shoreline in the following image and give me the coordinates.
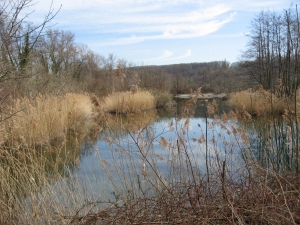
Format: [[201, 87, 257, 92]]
[[174, 93, 227, 99]]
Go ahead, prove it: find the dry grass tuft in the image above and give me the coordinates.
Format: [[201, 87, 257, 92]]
[[228, 86, 290, 116], [103, 91, 155, 113], [0, 92, 104, 224], [0, 155, 94, 225], [1, 93, 98, 148]]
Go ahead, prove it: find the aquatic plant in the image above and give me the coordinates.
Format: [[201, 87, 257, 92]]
[[103, 90, 156, 113], [228, 86, 293, 116], [1, 93, 98, 148], [1, 90, 300, 224], [0, 93, 103, 224]]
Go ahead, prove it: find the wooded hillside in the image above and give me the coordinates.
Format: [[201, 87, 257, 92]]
[[129, 61, 252, 94]]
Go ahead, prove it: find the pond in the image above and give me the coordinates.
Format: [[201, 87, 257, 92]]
[[5, 97, 299, 224], [71, 98, 258, 200], [44, 96, 298, 206]]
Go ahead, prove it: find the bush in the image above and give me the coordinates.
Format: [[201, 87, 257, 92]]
[[150, 89, 173, 108]]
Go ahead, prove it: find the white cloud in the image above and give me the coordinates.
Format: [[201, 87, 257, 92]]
[[26, 0, 235, 46], [21, 0, 292, 65], [169, 49, 192, 60], [209, 31, 245, 38], [146, 50, 174, 61], [144, 49, 192, 63], [89, 10, 235, 47]]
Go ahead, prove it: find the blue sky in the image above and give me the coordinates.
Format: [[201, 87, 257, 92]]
[[27, 0, 294, 65]]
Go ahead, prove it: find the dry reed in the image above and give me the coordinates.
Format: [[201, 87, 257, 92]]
[[1, 93, 97, 148], [0, 155, 95, 224], [103, 91, 155, 113], [3, 89, 300, 224], [0, 92, 104, 224], [228, 87, 290, 116]]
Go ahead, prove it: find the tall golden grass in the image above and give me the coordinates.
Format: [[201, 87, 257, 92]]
[[228, 87, 291, 116], [0, 152, 93, 224], [1, 93, 98, 148], [149, 89, 173, 108], [2, 89, 300, 224], [0, 92, 103, 224], [103, 90, 155, 113]]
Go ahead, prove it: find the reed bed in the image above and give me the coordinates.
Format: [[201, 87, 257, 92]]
[[0, 148, 93, 225], [150, 89, 173, 108], [1, 93, 97, 148], [0, 92, 104, 224], [228, 87, 290, 116], [103, 91, 155, 113]]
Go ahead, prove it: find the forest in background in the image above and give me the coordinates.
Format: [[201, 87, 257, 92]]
[[0, 1, 299, 116], [129, 61, 251, 94], [0, 0, 255, 109]]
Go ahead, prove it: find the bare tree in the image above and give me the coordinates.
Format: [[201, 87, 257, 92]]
[[0, 0, 59, 120], [0, 0, 60, 80], [35, 29, 79, 76], [242, 5, 300, 97]]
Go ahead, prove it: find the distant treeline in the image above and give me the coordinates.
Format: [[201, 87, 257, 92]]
[[0, 0, 298, 101], [129, 61, 252, 94]]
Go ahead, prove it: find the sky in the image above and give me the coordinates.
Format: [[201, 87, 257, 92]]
[[25, 0, 294, 65]]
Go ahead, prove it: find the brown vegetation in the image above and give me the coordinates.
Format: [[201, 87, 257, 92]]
[[1, 93, 97, 148], [69, 169, 300, 225], [228, 86, 292, 116], [0, 1, 299, 224], [103, 91, 156, 114], [68, 97, 300, 225]]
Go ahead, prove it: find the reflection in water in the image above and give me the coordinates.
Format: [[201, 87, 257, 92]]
[[3, 98, 238, 222], [239, 115, 299, 173], [99, 109, 158, 136], [0, 130, 92, 224], [1, 134, 84, 188], [19, 97, 298, 207], [75, 98, 243, 198], [76, 97, 300, 200], [175, 98, 231, 118]]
